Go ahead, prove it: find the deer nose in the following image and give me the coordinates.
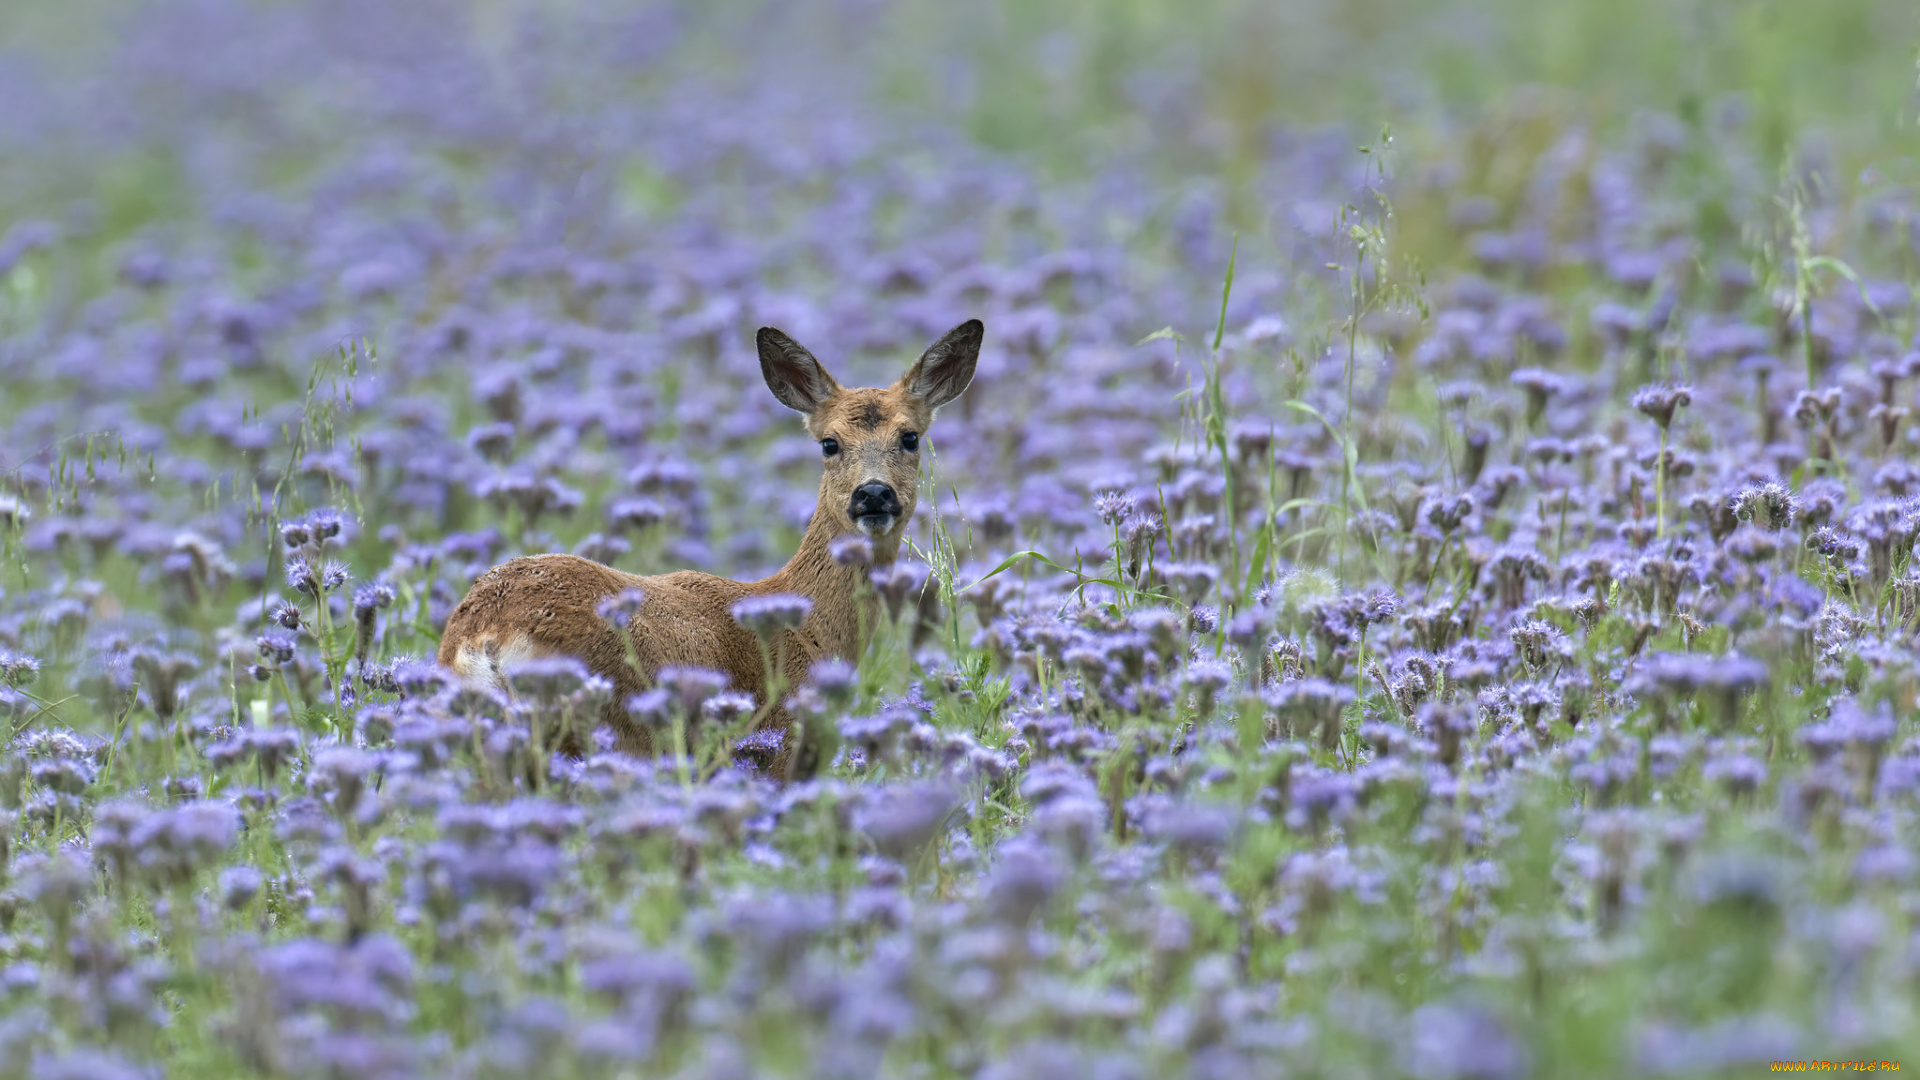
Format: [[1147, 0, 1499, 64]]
[[849, 482, 901, 523]]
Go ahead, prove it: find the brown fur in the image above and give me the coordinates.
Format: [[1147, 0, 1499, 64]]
[[437, 319, 982, 779]]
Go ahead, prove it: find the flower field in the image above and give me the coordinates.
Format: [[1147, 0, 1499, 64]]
[[2, 1, 1920, 1076]]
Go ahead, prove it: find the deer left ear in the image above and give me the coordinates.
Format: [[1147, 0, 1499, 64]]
[[897, 319, 982, 410], [758, 327, 841, 415]]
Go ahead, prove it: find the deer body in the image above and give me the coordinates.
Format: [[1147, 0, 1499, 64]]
[[437, 320, 982, 778]]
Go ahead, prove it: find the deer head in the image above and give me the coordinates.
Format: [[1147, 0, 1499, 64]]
[[757, 319, 982, 555]]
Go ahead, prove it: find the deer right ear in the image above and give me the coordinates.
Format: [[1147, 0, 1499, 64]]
[[899, 318, 983, 410], [757, 328, 840, 414]]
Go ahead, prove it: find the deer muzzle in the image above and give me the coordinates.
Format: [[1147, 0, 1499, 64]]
[[849, 481, 902, 535]]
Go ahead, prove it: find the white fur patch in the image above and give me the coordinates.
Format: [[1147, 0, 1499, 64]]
[[451, 633, 543, 692]]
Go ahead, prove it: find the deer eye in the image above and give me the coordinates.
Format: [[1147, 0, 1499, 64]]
[[821, 438, 840, 457], [900, 431, 919, 452]]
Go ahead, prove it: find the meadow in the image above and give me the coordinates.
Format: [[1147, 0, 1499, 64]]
[[2, 0, 1920, 1075]]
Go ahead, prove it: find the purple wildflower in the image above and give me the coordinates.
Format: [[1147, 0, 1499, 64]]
[[729, 593, 814, 636]]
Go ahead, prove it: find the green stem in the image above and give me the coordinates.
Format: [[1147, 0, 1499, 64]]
[[1655, 427, 1668, 539], [1343, 300, 1358, 578], [1554, 488, 1570, 564], [311, 589, 342, 729], [671, 711, 692, 791], [1803, 289, 1817, 401]]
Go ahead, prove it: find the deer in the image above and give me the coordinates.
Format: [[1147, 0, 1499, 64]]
[[437, 319, 983, 780]]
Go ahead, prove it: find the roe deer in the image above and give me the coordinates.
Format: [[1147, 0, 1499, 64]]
[[437, 319, 983, 779]]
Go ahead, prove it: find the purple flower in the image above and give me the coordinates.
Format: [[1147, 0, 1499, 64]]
[[319, 559, 352, 592], [219, 865, 263, 910], [732, 726, 786, 769], [1628, 652, 1768, 722], [29, 1049, 158, 1080], [466, 420, 516, 462], [854, 780, 959, 860], [1799, 696, 1897, 760], [597, 587, 648, 629], [808, 657, 857, 701], [1852, 845, 1915, 884], [574, 532, 632, 565], [729, 593, 813, 635], [1093, 487, 1136, 525], [1186, 604, 1219, 635], [1416, 701, 1477, 767], [1635, 1015, 1801, 1077], [127, 802, 241, 886], [1402, 1000, 1530, 1080], [1703, 753, 1767, 796], [1263, 678, 1355, 749], [982, 837, 1063, 925], [1182, 659, 1231, 705], [1512, 369, 1570, 432], [576, 947, 696, 1008], [477, 471, 584, 524], [255, 633, 296, 666], [1728, 482, 1798, 529], [1142, 801, 1236, 856], [504, 655, 605, 704], [255, 935, 415, 1023], [1631, 383, 1693, 429], [352, 583, 394, 620], [606, 496, 667, 532], [1158, 561, 1219, 603], [305, 509, 346, 542], [271, 600, 303, 629], [1508, 620, 1571, 667], [829, 533, 874, 567], [308, 746, 378, 815], [869, 563, 928, 620], [656, 665, 730, 716], [0, 650, 39, 689], [284, 557, 319, 596], [703, 690, 757, 726]]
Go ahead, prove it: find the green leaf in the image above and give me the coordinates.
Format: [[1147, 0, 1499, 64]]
[[955, 550, 1046, 593], [1134, 326, 1186, 347], [1213, 232, 1238, 353], [956, 549, 1125, 594], [1279, 525, 1333, 546], [1245, 525, 1271, 595], [1281, 400, 1368, 515], [1281, 398, 1339, 437], [1804, 255, 1883, 317]]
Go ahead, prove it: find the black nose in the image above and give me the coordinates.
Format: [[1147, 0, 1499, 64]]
[[850, 482, 901, 519]]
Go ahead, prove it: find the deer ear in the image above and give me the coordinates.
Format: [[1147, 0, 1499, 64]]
[[898, 319, 982, 410], [758, 328, 840, 414]]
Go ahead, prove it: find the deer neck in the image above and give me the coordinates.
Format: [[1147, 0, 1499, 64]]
[[761, 499, 901, 661]]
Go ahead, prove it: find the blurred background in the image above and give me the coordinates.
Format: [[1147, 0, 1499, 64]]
[[2, 0, 1914, 284]]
